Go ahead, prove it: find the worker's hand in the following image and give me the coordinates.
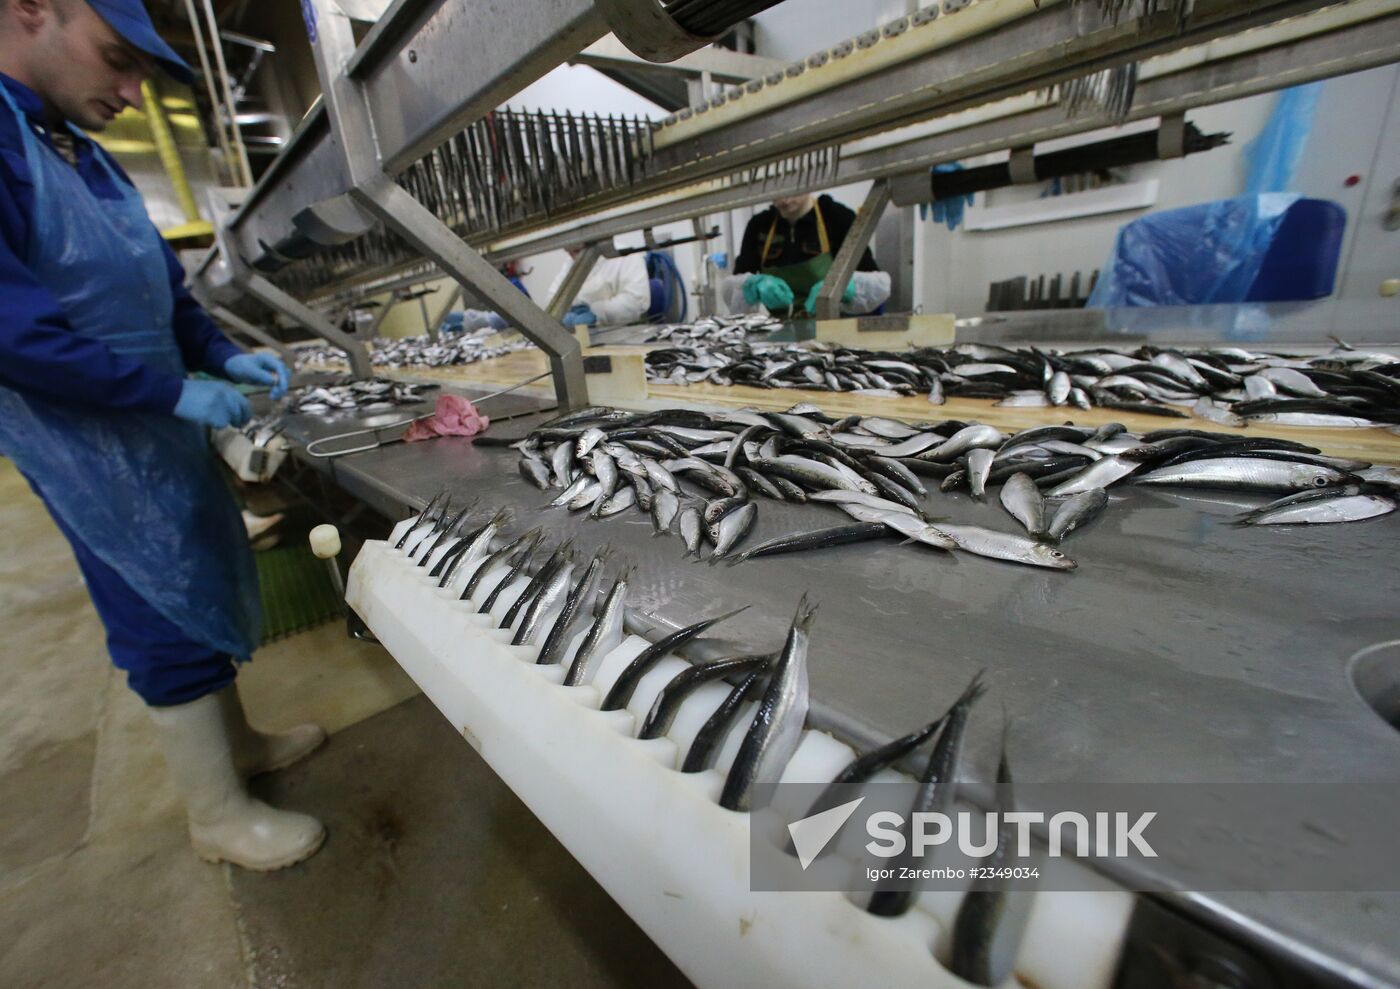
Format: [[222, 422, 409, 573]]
[[741, 274, 794, 311], [173, 379, 252, 430], [561, 303, 598, 328], [929, 163, 973, 232], [804, 278, 858, 315], [224, 352, 291, 400]]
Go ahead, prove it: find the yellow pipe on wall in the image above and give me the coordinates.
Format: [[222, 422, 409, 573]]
[[141, 78, 202, 225]]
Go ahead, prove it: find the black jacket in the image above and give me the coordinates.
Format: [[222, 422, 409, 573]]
[[733, 195, 881, 274]]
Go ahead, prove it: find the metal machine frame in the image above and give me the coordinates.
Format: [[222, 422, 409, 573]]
[[192, 0, 1400, 398]]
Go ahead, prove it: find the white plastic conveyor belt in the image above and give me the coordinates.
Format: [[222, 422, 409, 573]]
[[346, 518, 1135, 988]]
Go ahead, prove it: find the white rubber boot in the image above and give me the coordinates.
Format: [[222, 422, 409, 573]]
[[149, 691, 326, 871], [219, 686, 327, 779]]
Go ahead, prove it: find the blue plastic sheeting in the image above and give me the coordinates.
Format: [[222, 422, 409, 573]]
[[1089, 193, 1304, 307], [1245, 83, 1323, 196]]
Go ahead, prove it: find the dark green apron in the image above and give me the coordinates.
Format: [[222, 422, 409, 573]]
[[759, 201, 833, 317]]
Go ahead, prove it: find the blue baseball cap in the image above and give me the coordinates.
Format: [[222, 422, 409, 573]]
[[86, 0, 194, 85]]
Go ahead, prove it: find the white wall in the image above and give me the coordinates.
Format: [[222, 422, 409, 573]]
[[913, 64, 1400, 320]]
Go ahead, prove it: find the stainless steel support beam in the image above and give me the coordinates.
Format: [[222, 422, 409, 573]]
[[354, 177, 589, 407], [307, 0, 588, 408], [241, 272, 374, 378], [546, 244, 605, 319], [813, 180, 889, 320], [357, 1, 608, 174], [482, 6, 1400, 264], [206, 305, 299, 368]]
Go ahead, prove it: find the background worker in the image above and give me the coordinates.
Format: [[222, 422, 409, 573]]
[[547, 245, 652, 329], [0, 0, 323, 871], [725, 191, 891, 317]]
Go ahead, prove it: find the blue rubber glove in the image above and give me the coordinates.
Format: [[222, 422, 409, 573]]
[[742, 273, 795, 311], [224, 352, 291, 400], [173, 379, 252, 429], [805, 278, 857, 315], [930, 162, 973, 232], [562, 303, 597, 328]]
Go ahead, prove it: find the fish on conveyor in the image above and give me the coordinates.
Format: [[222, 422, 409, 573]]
[[868, 674, 986, 917], [563, 568, 633, 687], [709, 502, 758, 560], [1235, 489, 1396, 526], [728, 522, 891, 565], [999, 473, 1046, 539], [793, 714, 947, 864], [636, 654, 771, 741], [480, 533, 547, 616], [512, 549, 577, 645], [536, 550, 609, 666], [395, 491, 446, 550], [600, 607, 750, 713], [937, 524, 1076, 570], [681, 667, 767, 774], [949, 730, 1036, 987], [460, 527, 542, 602], [720, 596, 816, 813], [1136, 457, 1356, 492], [1045, 488, 1108, 543], [436, 509, 509, 588]]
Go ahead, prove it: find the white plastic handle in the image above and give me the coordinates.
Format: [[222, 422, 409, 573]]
[[309, 523, 342, 560]]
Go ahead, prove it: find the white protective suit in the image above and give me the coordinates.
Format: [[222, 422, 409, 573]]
[[547, 253, 652, 327]]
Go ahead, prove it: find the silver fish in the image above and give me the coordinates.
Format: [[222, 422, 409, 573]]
[[1044, 455, 1141, 497], [806, 489, 917, 516], [576, 426, 607, 456], [519, 456, 551, 490], [1136, 457, 1354, 492], [1045, 488, 1108, 543], [720, 596, 815, 812], [564, 567, 632, 687], [1048, 370, 1071, 406], [937, 524, 1076, 569], [868, 674, 986, 916], [710, 502, 757, 559], [1239, 493, 1395, 526], [536, 551, 608, 667], [549, 475, 590, 507], [1191, 397, 1244, 427], [678, 501, 705, 557], [567, 481, 604, 511], [841, 504, 956, 551], [999, 473, 1045, 538], [601, 606, 749, 712], [550, 441, 576, 486], [926, 424, 1005, 462], [513, 557, 575, 646], [967, 448, 994, 500], [681, 667, 767, 773], [637, 654, 770, 741], [949, 736, 1036, 987], [651, 488, 681, 534], [595, 486, 637, 518]]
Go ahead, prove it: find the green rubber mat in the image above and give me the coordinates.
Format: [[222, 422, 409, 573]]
[[256, 543, 344, 643]]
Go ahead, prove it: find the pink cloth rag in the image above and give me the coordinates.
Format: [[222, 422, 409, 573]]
[[403, 394, 490, 443]]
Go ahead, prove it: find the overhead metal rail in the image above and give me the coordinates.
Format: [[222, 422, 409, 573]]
[[193, 0, 1400, 397]]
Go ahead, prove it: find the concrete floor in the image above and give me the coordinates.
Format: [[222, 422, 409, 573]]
[[0, 459, 690, 988]]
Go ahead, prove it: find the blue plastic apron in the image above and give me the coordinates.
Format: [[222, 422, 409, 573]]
[[0, 85, 260, 658]]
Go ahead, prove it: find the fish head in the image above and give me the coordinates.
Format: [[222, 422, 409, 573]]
[[1029, 544, 1077, 570]]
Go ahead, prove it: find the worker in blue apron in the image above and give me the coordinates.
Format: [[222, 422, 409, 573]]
[[0, 0, 323, 870], [725, 192, 892, 317]]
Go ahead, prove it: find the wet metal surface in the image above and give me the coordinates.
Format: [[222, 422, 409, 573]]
[[274, 406, 1400, 985]]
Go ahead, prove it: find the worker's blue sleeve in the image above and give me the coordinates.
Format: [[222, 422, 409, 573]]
[[161, 238, 243, 376], [0, 171, 185, 413]]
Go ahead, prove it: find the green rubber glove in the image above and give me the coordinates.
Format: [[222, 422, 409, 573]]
[[805, 278, 857, 314], [742, 274, 795, 311]]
